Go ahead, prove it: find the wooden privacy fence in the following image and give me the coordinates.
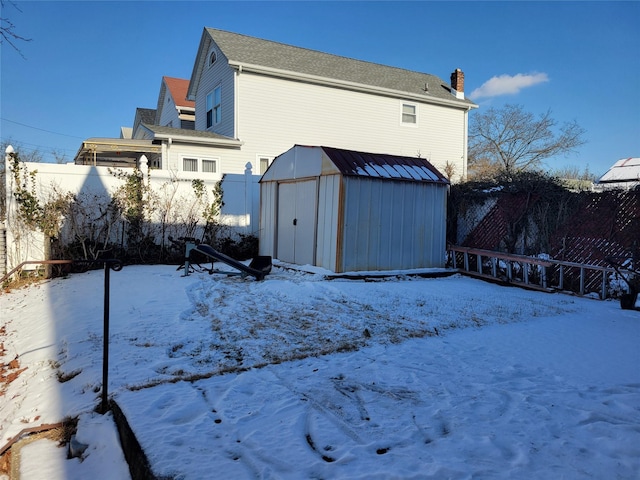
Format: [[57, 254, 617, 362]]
[[448, 245, 628, 300]]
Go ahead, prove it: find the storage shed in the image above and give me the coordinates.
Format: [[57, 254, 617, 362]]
[[259, 145, 450, 273]]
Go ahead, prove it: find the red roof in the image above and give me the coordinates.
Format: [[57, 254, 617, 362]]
[[163, 77, 194, 108]]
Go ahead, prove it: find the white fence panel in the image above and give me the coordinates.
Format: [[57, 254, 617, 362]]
[[3, 156, 260, 271]]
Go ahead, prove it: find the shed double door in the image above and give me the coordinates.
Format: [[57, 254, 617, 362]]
[[277, 180, 317, 265]]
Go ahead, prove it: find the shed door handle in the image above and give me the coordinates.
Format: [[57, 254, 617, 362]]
[[293, 218, 297, 226]]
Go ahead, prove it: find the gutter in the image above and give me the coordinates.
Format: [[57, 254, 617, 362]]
[[228, 61, 478, 110], [152, 132, 244, 148]]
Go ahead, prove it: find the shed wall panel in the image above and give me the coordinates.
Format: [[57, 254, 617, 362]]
[[316, 175, 341, 272], [341, 178, 447, 272], [259, 182, 277, 256]]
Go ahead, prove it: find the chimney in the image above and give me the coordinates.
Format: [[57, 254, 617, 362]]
[[450, 68, 465, 99]]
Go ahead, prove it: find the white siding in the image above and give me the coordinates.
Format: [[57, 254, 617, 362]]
[[194, 46, 236, 138], [158, 91, 180, 128], [163, 141, 248, 175], [237, 72, 467, 179]]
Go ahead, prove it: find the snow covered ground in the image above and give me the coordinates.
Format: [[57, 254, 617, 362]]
[[1, 264, 639, 479]]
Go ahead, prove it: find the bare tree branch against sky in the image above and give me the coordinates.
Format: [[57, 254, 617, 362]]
[[0, 0, 32, 58]]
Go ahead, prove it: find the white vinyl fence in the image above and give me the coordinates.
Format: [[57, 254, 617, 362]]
[[2, 155, 260, 272]]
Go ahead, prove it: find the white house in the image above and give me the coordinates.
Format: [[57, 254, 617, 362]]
[[186, 28, 477, 180], [154, 76, 195, 130], [74, 27, 476, 182]]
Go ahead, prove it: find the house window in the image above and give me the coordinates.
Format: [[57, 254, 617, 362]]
[[209, 50, 217, 66], [206, 86, 221, 128], [181, 156, 220, 173], [202, 159, 217, 173], [183, 157, 198, 172], [258, 156, 273, 174], [402, 103, 417, 124]]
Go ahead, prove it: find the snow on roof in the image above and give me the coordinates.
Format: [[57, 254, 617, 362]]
[[598, 157, 640, 183], [323, 146, 449, 184]]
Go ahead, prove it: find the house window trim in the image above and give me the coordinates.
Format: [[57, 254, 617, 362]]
[[202, 157, 218, 174], [209, 50, 217, 67], [180, 155, 220, 173], [257, 155, 274, 174], [182, 156, 198, 173], [401, 102, 418, 127], [206, 85, 222, 129]]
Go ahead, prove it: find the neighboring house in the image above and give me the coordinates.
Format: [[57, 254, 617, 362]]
[[75, 107, 161, 167], [596, 158, 640, 191], [74, 27, 476, 181], [260, 145, 450, 272], [154, 76, 195, 130]]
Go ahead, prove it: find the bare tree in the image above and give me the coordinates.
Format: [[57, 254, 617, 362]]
[[469, 104, 586, 177], [1, 0, 31, 58]]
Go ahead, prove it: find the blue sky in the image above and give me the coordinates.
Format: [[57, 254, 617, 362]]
[[1, 1, 638, 177]]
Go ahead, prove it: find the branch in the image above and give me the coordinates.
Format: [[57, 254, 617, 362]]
[[0, 0, 32, 59]]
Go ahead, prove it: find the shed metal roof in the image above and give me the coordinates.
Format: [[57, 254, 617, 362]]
[[321, 146, 449, 184]]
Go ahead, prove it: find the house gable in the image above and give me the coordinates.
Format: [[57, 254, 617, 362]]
[[156, 77, 195, 129], [132, 108, 157, 139]]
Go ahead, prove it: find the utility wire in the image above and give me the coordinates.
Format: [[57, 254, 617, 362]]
[[1, 117, 85, 139], [0, 138, 77, 154]]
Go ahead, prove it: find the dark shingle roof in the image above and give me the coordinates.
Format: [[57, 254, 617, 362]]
[[137, 108, 157, 125], [206, 28, 474, 106]]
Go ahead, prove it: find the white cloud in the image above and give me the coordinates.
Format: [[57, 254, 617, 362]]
[[469, 73, 549, 100]]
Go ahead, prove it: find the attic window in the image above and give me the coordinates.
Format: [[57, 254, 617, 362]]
[[209, 51, 217, 66]]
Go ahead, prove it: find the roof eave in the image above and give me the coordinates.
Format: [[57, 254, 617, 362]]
[[229, 61, 478, 110], [187, 28, 212, 101], [150, 130, 244, 148]]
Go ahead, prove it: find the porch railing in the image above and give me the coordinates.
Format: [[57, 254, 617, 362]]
[[448, 245, 629, 300]]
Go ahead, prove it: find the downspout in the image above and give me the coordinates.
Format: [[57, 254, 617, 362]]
[[462, 107, 470, 181], [162, 138, 172, 170], [235, 65, 241, 144]]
